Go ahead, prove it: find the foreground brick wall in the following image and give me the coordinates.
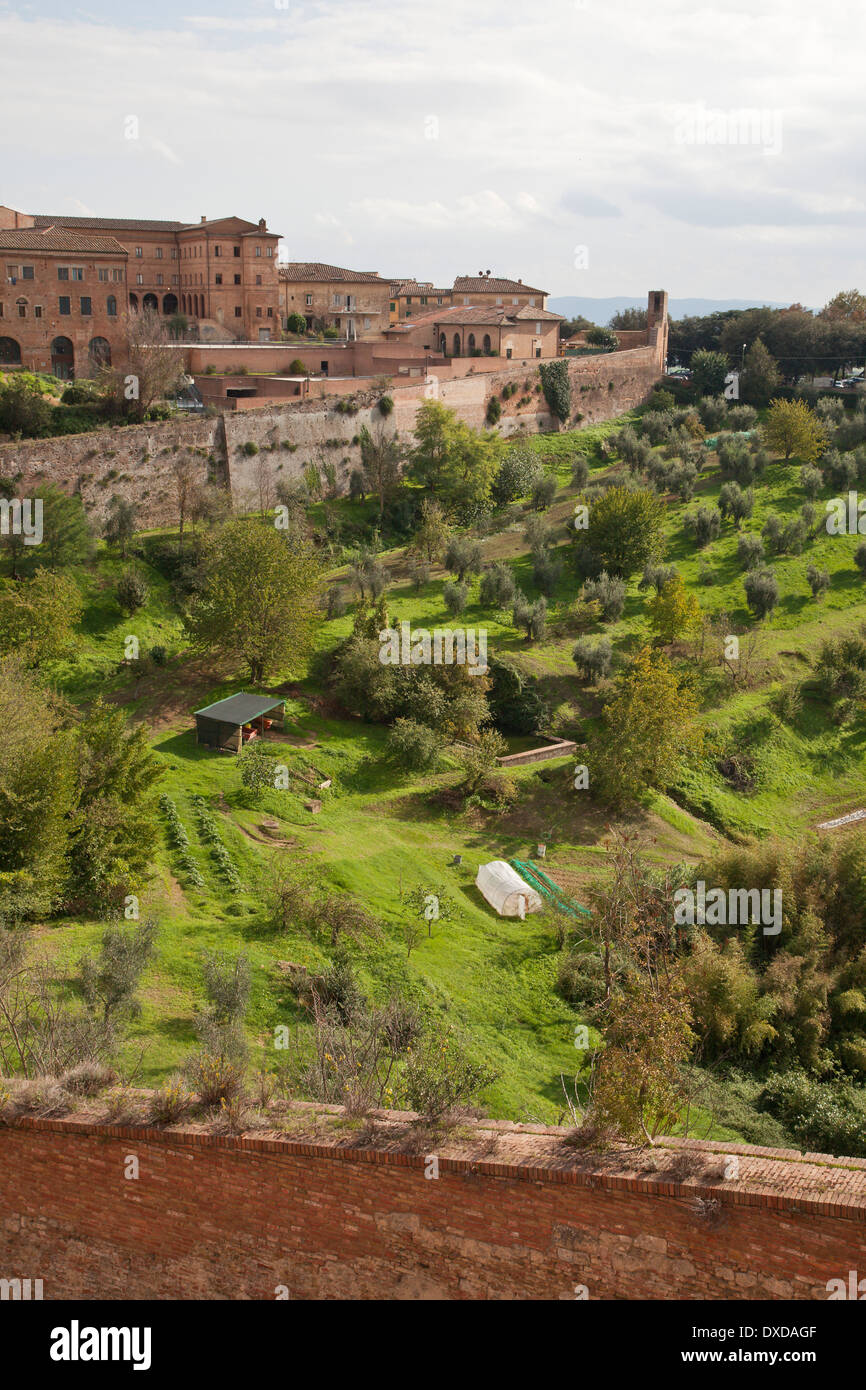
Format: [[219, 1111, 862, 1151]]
[[1, 1110, 864, 1300]]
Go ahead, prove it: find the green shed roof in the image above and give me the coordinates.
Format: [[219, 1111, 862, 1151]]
[[194, 693, 285, 726]]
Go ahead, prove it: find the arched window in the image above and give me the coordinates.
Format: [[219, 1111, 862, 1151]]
[[162, 293, 178, 315], [143, 292, 159, 312], [16, 298, 28, 319], [129, 293, 139, 311], [467, 333, 476, 353], [452, 333, 461, 357], [0, 337, 22, 364], [88, 337, 111, 371], [439, 334, 446, 355], [107, 295, 117, 317], [482, 333, 492, 353], [51, 336, 75, 380]]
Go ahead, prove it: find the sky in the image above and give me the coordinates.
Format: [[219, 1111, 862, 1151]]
[[1, 0, 864, 306]]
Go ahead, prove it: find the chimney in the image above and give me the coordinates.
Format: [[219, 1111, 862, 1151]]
[[518, 278, 522, 284], [200, 215, 206, 223]]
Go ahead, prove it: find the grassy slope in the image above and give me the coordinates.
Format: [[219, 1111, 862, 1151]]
[[35, 409, 866, 1137]]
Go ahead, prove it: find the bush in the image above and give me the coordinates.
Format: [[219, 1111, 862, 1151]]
[[399, 1028, 499, 1121], [855, 541, 866, 577], [148, 1077, 193, 1125], [288, 358, 307, 375], [806, 563, 830, 599], [386, 717, 440, 771], [185, 1051, 246, 1108], [639, 562, 679, 594], [737, 531, 764, 568], [513, 592, 548, 641], [479, 561, 516, 608], [744, 567, 779, 619], [532, 549, 562, 596], [326, 585, 346, 619], [801, 466, 823, 500], [443, 580, 468, 615], [573, 636, 613, 680], [697, 396, 728, 431], [408, 557, 431, 591], [378, 394, 394, 417], [308, 950, 366, 1025], [718, 481, 754, 527], [728, 404, 758, 431], [531, 474, 557, 510], [583, 571, 626, 621], [760, 1071, 866, 1158], [493, 446, 541, 505], [485, 396, 502, 426], [571, 456, 589, 489], [115, 569, 149, 615], [684, 504, 722, 548]]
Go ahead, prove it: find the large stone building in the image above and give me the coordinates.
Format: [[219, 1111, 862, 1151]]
[[279, 264, 391, 340], [388, 280, 452, 324], [0, 220, 129, 379], [452, 273, 548, 310], [0, 206, 282, 373], [385, 301, 564, 359]]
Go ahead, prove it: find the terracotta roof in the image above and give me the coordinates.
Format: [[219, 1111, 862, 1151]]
[[453, 275, 547, 296], [279, 263, 387, 284], [35, 214, 184, 232], [512, 305, 564, 322], [0, 226, 128, 254], [392, 281, 451, 297]]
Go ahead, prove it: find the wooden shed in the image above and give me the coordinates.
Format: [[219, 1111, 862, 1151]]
[[193, 693, 286, 753]]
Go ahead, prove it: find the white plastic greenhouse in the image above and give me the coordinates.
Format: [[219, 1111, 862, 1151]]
[[475, 861, 543, 919]]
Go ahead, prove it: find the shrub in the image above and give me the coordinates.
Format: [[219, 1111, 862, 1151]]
[[718, 481, 754, 527], [532, 549, 563, 596], [185, 1051, 246, 1108], [744, 567, 779, 619], [531, 474, 557, 510], [241, 441, 259, 457], [806, 564, 830, 599], [737, 531, 764, 568], [408, 557, 431, 591], [115, 569, 149, 615], [444, 535, 483, 581], [571, 456, 589, 489], [386, 717, 440, 771], [639, 562, 679, 594], [378, 394, 394, 417], [583, 570, 626, 621], [288, 358, 307, 375], [697, 396, 728, 431], [326, 585, 346, 619], [442, 580, 468, 615], [513, 592, 548, 641], [479, 561, 516, 608], [485, 396, 502, 426], [493, 446, 541, 505], [728, 404, 758, 431], [801, 466, 823, 500], [538, 360, 572, 421], [573, 636, 613, 680], [148, 1077, 193, 1125], [684, 504, 722, 548], [399, 1028, 499, 1121]]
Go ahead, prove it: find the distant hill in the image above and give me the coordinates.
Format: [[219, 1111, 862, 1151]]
[[549, 296, 797, 324]]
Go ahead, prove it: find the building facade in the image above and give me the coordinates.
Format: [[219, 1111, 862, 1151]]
[[384, 302, 563, 359], [279, 264, 391, 340], [451, 273, 548, 310], [0, 222, 129, 379], [388, 280, 452, 325]]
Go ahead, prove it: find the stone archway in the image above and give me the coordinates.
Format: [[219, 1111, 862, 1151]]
[[0, 337, 21, 365], [143, 292, 159, 312], [162, 293, 178, 315]]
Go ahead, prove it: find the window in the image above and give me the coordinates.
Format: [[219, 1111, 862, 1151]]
[[390, 301, 396, 312], [135, 246, 143, 257], [305, 294, 313, 306], [215, 273, 223, 285], [34, 306, 42, 318], [255, 246, 261, 257], [156, 273, 163, 286], [256, 307, 262, 317], [512, 296, 518, 304], [463, 296, 469, 304], [107, 296, 117, 316], [98, 268, 109, 282], [112, 269, 123, 282], [57, 267, 69, 281], [234, 306, 242, 317], [536, 322, 542, 335], [0, 305, 4, 317], [155, 247, 163, 259], [136, 273, 143, 285], [267, 307, 273, 317], [71, 267, 84, 281], [233, 246, 240, 257], [80, 296, 92, 315], [172, 275, 179, 285], [16, 299, 27, 318], [420, 296, 428, 305], [214, 246, 221, 257], [21, 266, 34, 280], [266, 247, 273, 257], [233, 274, 241, 285], [170, 247, 177, 260], [255, 275, 262, 286], [529, 297, 536, 307], [59, 296, 70, 315], [496, 296, 502, 305]]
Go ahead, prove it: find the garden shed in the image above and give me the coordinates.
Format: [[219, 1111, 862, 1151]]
[[194, 692, 286, 753], [475, 861, 543, 919]]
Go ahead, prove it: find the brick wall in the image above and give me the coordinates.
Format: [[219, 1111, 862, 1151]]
[[1, 1109, 864, 1301]]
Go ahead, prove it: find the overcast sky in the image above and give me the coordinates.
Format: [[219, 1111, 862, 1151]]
[[1, 0, 864, 305]]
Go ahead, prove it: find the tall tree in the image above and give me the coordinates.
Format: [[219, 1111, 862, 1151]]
[[359, 423, 403, 524], [185, 518, 320, 682]]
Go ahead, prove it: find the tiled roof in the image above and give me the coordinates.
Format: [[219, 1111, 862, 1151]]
[[0, 226, 128, 254], [392, 281, 451, 297], [36, 214, 184, 232], [453, 275, 547, 296], [279, 263, 387, 284], [512, 305, 564, 322]]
